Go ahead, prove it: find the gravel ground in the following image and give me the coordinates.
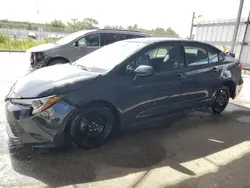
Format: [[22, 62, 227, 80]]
[[0, 52, 250, 188]]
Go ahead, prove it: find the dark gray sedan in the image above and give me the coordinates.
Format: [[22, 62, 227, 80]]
[[5, 38, 243, 149]]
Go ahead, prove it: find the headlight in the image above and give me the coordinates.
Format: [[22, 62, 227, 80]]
[[31, 52, 44, 62], [10, 96, 61, 115], [36, 52, 44, 61]]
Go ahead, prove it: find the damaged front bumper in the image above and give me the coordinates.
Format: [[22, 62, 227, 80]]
[[30, 52, 51, 71], [5, 98, 76, 148]]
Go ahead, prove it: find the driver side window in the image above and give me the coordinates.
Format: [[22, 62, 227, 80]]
[[127, 44, 180, 73], [77, 37, 87, 47], [74, 34, 100, 47]]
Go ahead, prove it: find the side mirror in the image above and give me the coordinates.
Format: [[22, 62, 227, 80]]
[[134, 65, 154, 77], [73, 41, 86, 48], [226, 51, 235, 58], [74, 41, 79, 47]]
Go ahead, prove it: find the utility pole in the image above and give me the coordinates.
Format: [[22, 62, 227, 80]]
[[189, 12, 195, 39], [231, 0, 244, 53]]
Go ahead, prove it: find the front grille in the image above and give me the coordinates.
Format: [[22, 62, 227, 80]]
[[9, 124, 19, 137]]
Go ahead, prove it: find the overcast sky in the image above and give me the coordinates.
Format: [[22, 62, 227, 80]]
[[0, 0, 250, 37]]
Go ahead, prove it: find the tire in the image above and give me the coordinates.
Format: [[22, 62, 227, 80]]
[[211, 85, 230, 114], [47, 59, 68, 66], [70, 105, 114, 149]]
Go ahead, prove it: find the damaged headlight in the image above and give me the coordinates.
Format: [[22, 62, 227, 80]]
[[10, 96, 61, 115], [31, 52, 44, 62], [36, 52, 44, 61]]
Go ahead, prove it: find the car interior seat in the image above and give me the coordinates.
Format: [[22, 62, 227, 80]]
[[196, 49, 207, 61]]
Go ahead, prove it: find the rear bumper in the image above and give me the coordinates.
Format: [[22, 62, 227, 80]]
[[5, 99, 76, 147], [234, 79, 243, 98]]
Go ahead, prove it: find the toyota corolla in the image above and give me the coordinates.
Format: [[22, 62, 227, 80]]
[[5, 38, 243, 149]]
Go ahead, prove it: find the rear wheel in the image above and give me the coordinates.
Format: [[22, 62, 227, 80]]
[[211, 85, 230, 114], [70, 105, 114, 149]]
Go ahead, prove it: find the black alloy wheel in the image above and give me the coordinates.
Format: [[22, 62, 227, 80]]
[[211, 85, 230, 114], [71, 105, 114, 149]]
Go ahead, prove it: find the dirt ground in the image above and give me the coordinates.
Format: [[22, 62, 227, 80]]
[[0, 52, 250, 188]]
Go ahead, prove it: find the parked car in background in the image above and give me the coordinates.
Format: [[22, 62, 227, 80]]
[[26, 29, 150, 71], [5, 38, 243, 149], [28, 32, 37, 40]]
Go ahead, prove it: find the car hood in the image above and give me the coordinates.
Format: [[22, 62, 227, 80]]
[[26, 43, 60, 53], [11, 64, 100, 98]]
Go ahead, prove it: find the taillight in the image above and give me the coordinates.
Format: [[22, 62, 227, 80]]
[[238, 63, 242, 69]]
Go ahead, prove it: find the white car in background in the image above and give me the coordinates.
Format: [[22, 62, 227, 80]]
[[28, 32, 37, 39]]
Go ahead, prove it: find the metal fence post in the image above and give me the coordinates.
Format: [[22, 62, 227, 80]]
[[5, 23, 11, 52], [239, 10, 250, 62], [189, 12, 195, 39], [231, 0, 244, 52]]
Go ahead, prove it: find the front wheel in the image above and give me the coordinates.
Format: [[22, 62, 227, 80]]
[[211, 85, 230, 114], [70, 105, 114, 149]]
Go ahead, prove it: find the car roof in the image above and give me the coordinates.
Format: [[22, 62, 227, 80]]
[[66, 29, 97, 39], [85, 29, 150, 36], [124, 37, 190, 43], [123, 37, 220, 48]]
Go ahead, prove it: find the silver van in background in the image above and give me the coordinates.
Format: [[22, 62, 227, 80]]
[[27, 29, 150, 70]]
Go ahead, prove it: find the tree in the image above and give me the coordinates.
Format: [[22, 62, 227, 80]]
[[104, 25, 124, 29], [71, 18, 78, 26], [194, 15, 202, 19], [151, 27, 165, 36], [66, 19, 77, 31], [165, 27, 179, 37], [83, 18, 98, 26], [26, 23, 32, 30], [127, 24, 139, 31], [0, 18, 180, 37], [67, 18, 99, 30], [49, 19, 65, 28], [80, 18, 99, 29]]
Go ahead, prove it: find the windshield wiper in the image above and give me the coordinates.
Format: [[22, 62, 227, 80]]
[[71, 62, 90, 71]]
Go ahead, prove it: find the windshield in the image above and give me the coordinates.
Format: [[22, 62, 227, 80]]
[[74, 41, 147, 71], [55, 30, 93, 45]]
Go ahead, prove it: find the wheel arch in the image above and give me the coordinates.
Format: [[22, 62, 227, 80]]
[[46, 56, 70, 66], [65, 100, 121, 135], [221, 80, 236, 99]]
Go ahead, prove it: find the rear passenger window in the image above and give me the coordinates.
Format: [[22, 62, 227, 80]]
[[184, 45, 208, 66], [101, 33, 117, 46], [115, 34, 128, 41], [126, 34, 145, 39], [207, 48, 219, 63]]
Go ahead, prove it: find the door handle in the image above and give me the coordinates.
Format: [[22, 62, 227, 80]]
[[178, 73, 186, 80], [212, 67, 219, 72]]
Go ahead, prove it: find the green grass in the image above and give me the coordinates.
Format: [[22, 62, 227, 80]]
[[0, 38, 46, 51]]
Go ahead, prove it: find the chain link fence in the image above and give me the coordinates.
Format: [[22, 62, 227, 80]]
[[0, 22, 180, 51], [0, 23, 80, 51], [0, 27, 70, 41], [193, 16, 250, 69]]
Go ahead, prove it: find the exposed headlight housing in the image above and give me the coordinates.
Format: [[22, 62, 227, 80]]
[[36, 52, 44, 61], [31, 52, 44, 63], [10, 96, 61, 115]]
